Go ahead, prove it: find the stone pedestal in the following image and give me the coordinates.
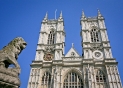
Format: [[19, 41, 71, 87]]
[[0, 63, 20, 88]]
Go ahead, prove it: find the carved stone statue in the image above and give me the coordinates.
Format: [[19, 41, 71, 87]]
[[0, 37, 27, 88]]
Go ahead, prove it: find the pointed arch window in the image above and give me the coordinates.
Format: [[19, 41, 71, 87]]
[[96, 70, 106, 83], [47, 31, 55, 44], [90, 29, 99, 42], [63, 72, 83, 88], [42, 72, 51, 85]]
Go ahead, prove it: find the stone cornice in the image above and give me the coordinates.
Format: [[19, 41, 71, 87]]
[[102, 46, 111, 49], [101, 41, 110, 43], [56, 30, 65, 33], [37, 43, 64, 46], [30, 57, 117, 68], [40, 31, 47, 34], [99, 28, 107, 30], [81, 29, 89, 31]]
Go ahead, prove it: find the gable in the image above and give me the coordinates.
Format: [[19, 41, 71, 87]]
[[65, 47, 80, 57]]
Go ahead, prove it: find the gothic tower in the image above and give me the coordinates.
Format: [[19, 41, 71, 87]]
[[27, 12, 65, 88], [80, 10, 122, 88], [27, 11, 122, 88]]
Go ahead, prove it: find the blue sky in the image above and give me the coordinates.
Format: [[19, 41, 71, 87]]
[[0, 0, 123, 88]]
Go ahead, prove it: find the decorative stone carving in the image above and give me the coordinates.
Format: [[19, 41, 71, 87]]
[[43, 53, 53, 61], [62, 57, 82, 61], [44, 45, 55, 53], [92, 50, 103, 59], [90, 43, 102, 50], [0, 37, 27, 88], [43, 45, 55, 61]]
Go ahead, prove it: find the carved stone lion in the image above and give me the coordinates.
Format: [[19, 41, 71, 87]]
[[0, 37, 27, 73]]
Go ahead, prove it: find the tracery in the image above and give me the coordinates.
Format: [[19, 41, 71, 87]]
[[96, 70, 106, 83], [90, 29, 99, 42], [47, 31, 55, 44], [42, 72, 51, 85], [63, 72, 83, 88]]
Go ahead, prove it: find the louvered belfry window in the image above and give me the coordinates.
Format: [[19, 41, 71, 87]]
[[63, 72, 83, 88], [90, 29, 99, 42], [47, 31, 55, 44], [96, 70, 106, 83]]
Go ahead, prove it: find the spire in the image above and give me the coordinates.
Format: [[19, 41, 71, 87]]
[[72, 43, 74, 48], [97, 9, 102, 17], [59, 11, 63, 19], [81, 10, 86, 20], [45, 12, 48, 18], [43, 12, 48, 20], [82, 10, 85, 18], [60, 11, 62, 17]]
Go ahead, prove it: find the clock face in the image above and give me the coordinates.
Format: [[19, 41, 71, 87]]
[[95, 52, 101, 57], [93, 50, 103, 59], [43, 53, 53, 61]]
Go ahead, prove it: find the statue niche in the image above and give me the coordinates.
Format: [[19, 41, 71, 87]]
[[0, 37, 27, 88]]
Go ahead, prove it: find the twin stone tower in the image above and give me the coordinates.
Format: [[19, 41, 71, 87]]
[[27, 10, 123, 88]]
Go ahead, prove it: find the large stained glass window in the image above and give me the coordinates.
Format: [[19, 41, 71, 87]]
[[63, 72, 83, 88], [42, 72, 51, 85]]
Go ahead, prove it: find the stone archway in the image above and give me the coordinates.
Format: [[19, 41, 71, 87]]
[[62, 68, 84, 88]]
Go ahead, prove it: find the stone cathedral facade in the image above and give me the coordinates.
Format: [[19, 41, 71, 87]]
[[27, 10, 123, 88]]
